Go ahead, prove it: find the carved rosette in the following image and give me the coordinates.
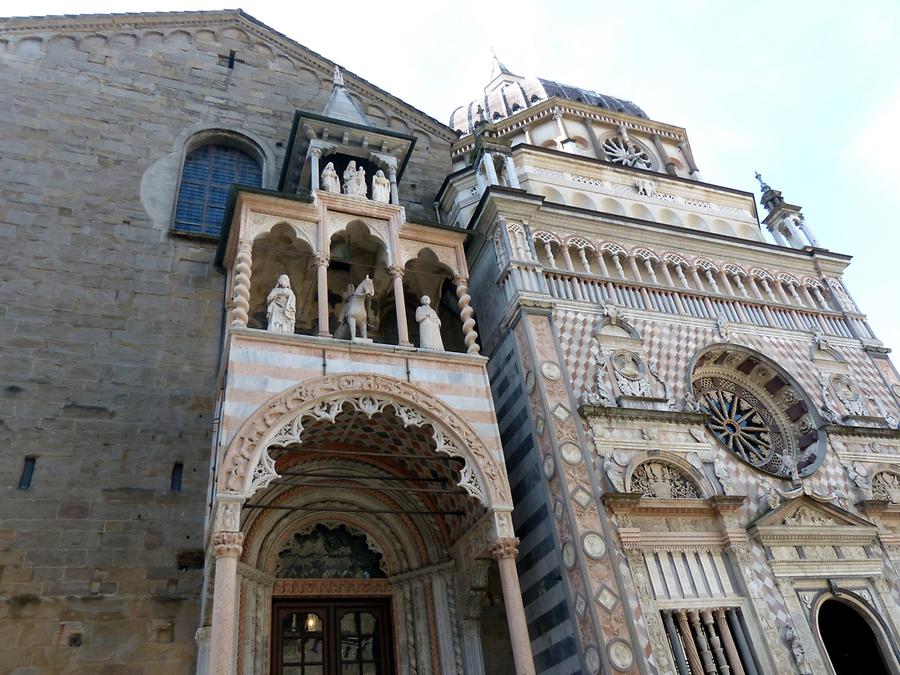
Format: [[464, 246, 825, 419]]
[[490, 537, 520, 560], [213, 531, 244, 559]]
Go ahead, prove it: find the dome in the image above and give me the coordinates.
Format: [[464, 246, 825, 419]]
[[449, 72, 647, 135]]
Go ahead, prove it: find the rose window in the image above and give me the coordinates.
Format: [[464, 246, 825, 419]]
[[692, 347, 825, 479], [602, 137, 652, 169]]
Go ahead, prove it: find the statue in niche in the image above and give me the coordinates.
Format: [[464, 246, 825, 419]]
[[321, 161, 341, 193], [372, 169, 391, 203], [336, 276, 374, 340], [783, 624, 812, 675], [342, 161, 358, 195], [415, 296, 444, 350], [266, 274, 296, 334]]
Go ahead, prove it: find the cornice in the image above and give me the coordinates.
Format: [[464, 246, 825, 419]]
[[580, 404, 708, 426]]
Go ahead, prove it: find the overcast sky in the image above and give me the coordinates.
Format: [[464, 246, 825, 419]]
[[8, 0, 900, 356]]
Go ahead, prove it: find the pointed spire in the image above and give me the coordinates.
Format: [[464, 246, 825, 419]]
[[490, 47, 512, 77], [754, 171, 771, 193], [322, 64, 375, 127]]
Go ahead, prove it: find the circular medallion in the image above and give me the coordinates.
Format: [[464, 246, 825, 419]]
[[585, 646, 602, 674], [540, 361, 562, 380], [560, 442, 583, 465], [607, 639, 634, 671], [612, 350, 645, 381], [525, 370, 536, 393], [562, 541, 577, 569], [542, 454, 556, 479], [582, 532, 606, 559]]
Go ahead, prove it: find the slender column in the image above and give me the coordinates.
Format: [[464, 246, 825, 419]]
[[628, 255, 643, 282], [720, 272, 735, 296], [595, 251, 610, 276], [209, 532, 244, 675], [674, 264, 691, 289], [702, 609, 730, 674], [662, 610, 690, 675], [561, 246, 575, 272], [800, 286, 816, 307], [703, 269, 720, 293], [781, 216, 804, 247], [491, 538, 535, 675], [775, 281, 792, 305], [461, 618, 487, 675], [675, 610, 704, 675], [389, 266, 412, 347], [316, 255, 330, 337], [231, 240, 253, 329], [388, 166, 399, 205], [714, 608, 745, 675], [810, 284, 828, 309], [577, 248, 592, 274], [726, 609, 759, 675], [768, 225, 788, 246], [309, 148, 321, 191], [503, 154, 520, 188], [611, 253, 626, 279], [540, 242, 557, 269], [651, 132, 677, 175], [689, 609, 716, 673], [661, 262, 674, 287], [481, 153, 499, 185], [690, 267, 705, 290], [796, 216, 820, 247], [643, 259, 658, 284], [454, 275, 480, 354], [731, 273, 749, 298]]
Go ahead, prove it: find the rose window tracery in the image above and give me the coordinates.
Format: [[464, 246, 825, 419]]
[[692, 347, 825, 479], [602, 137, 653, 170]]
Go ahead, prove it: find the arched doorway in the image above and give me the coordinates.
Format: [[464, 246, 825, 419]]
[[819, 598, 890, 674], [207, 374, 532, 675]]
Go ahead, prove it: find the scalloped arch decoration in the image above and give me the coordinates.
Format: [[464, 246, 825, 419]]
[[219, 373, 512, 508]]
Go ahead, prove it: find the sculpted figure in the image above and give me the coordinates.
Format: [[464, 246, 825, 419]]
[[342, 161, 358, 195], [415, 296, 444, 350], [336, 276, 375, 340], [372, 169, 391, 203], [266, 274, 296, 334], [350, 165, 368, 197], [321, 161, 340, 193]]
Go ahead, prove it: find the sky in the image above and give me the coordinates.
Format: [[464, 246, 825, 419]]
[[8, 0, 900, 354]]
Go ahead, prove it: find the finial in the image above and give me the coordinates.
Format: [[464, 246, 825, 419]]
[[755, 171, 771, 192], [333, 65, 345, 88], [489, 47, 512, 76]]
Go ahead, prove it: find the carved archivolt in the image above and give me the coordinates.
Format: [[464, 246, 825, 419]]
[[219, 373, 511, 508], [247, 212, 317, 249], [326, 213, 389, 249], [399, 240, 460, 274]]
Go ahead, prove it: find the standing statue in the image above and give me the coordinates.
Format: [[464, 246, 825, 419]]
[[342, 161, 358, 195], [415, 296, 444, 350], [336, 276, 375, 340], [349, 165, 368, 197], [372, 169, 391, 203], [321, 161, 341, 193], [266, 274, 296, 334], [783, 624, 812, 675]]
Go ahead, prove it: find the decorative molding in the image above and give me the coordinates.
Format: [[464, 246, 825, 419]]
[[272, 578, 393, 596]]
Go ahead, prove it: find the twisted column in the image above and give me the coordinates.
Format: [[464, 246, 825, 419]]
[[714, 608, 745, 675], [491, 538, 535, 675], [702, 609, 730, 674], [454, 275, 480, 354], [389, 266, 412, 347], [316, 254, 330, 337], [675, 609, 704, 674], [209, 531, 244, 675], [689, 609, 717, 673], [230, 240, 253, 329]]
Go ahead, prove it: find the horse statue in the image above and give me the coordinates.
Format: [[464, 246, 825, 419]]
[[336, 275, 375, 340]]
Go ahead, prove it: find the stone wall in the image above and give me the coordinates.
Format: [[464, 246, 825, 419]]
[[0, 11, 453, 673]]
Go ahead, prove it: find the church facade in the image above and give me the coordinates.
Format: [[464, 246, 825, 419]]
[[2, 9, 900, 675]]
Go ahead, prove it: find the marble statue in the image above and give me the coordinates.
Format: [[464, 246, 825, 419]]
[[372, 169, 391, 203], [415, 296, 444, 350], [266, 274, 296, 334], [321, 162, 340, 193], [337, 276, 374, 340], [350, 166, 368, 197], [342, 161, 358, 195]]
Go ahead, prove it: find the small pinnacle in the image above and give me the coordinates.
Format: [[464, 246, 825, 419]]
[[754, 171, 771, 192]]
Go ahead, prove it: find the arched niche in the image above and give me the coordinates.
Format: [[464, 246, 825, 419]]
[[327, 220, 390, 340], [686, 212, 711, 232], [401, 248, 465, 353], [659, 208, 683, 227], [624, 457, 707, 499], [320, 153, 380, 199], [571, 191, 597, 210], [599, 196, 626, 216], [535, 185, 565, 204], [630, 203, 654, 221], [815, 593, 895, 674], [250, 223, 316, 333]]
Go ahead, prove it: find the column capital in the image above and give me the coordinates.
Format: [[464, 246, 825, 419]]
[[315, 253, 330, 267], [213, 531, 244, 559], [388, 265, 404, 279], [490, 537, 520, 560], [453, 273, 469, 286]]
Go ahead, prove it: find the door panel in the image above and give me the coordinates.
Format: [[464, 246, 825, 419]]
[[272, 599, 393, 675]]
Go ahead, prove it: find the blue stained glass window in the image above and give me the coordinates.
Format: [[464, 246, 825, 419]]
[[173, 144, 262, 237]]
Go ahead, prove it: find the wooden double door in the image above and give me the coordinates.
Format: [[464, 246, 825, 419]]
[[272, 598, 395, 675]]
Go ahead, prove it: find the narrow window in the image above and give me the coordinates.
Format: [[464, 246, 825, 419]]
[[170, 462, 184, 493], [173, 144, 262, 238], [18, 457, 36, 489]]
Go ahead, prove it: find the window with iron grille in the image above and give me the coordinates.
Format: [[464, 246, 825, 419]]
[[661, 607, 761, 675], [173, 144, 261, 237]]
